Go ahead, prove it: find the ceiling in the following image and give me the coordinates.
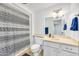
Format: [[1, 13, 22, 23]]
[[22, 3, 56, 12]]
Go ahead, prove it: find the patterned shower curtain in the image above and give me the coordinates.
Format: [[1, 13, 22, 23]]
[[0, 4, 30, 56]]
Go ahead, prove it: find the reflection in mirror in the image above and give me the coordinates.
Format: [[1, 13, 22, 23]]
[[45, 17, 65, 36]]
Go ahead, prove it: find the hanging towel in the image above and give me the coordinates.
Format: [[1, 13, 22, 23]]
[[70, 17, 78, 31], [63, 24, 67, 30], [45, 27, 49, 34]]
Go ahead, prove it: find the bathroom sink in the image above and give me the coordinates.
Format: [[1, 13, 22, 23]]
[[51, 36, 54, 38], [50, 35, 60, 40]]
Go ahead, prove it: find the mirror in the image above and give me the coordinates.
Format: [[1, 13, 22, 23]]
[[45, 17, 65, 36]]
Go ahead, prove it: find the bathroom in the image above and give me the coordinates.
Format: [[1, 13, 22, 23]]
[[0, 3, 79, 56]]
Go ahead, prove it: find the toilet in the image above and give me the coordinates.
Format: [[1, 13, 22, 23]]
[[31, 44, 41, 56]]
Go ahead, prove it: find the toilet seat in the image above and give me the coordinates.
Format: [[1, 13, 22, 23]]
[[31, 44, 41, 56]]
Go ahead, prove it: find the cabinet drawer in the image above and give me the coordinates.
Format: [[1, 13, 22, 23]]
[[60, 50, 78, 56], [61, 44, 79, 54], [44, 41, 60, 48]]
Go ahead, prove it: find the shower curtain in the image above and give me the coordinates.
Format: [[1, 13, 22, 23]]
[[0, 4, 30, 56]]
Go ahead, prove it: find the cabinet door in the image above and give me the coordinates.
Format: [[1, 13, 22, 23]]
[[44, 46, 51, 56], [60, 50, 78, 56], [50, 47, 58, 56], [44, 46, 57, 56]]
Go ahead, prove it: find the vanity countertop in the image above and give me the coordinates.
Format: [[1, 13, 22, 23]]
[[33, 34, 79, 46]]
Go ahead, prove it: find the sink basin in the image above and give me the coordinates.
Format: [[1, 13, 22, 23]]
[[51, 36, 54, 38], [49, 36, 60, 40]]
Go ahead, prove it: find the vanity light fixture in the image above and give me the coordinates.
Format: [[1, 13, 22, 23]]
[[58, 10, 64, 17], [75, 13, 79, 16], [52, 8, 65, 18], [52, 12, 57, 18]]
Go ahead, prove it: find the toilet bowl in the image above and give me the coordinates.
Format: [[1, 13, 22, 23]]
[[31, 44, 41, 56]]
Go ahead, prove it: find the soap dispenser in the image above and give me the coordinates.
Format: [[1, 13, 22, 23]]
[[49, 33, 51, 37]]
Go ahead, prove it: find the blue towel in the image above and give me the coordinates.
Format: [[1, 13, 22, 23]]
[[63, 24, 67, 30], [70, 17, 78, 31], [45, 27, 49, 34]]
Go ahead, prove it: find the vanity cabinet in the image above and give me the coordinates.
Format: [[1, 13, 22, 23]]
[[44, 46, 57, 56], [43, 41, 79, 56], [43, 41, 61, 56]]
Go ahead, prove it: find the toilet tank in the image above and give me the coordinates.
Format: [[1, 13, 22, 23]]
[[34, 37, 43, 46]]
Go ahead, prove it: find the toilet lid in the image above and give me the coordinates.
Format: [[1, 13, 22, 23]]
[[31, 44, 40, 50]]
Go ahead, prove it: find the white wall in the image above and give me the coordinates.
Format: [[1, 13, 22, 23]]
[[34, 3, 70, 34], [34, 3, 79, 40], [66, 4, 79, 40]]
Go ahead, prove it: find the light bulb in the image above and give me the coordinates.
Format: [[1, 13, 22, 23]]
[[52, 12, 57, 18], [58, 10, 64, 17]]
